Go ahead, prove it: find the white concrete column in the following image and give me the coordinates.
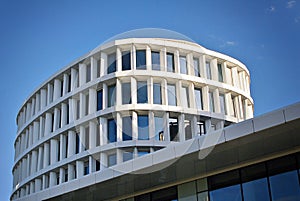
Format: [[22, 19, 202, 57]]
[[132, 45, 137, 70], [191, 116, 197, 137], [33, 121, 39, 143], [53, 108, 60, 131], [100, 117, 107, 145], [91, 56, 97, 80], [79, 63, 87, 86], [89, 121, 96, 149], [61, 103, 67, 127], [80, 93, 85, 118], [50, 139, 58, 165], [79, 126, 85, 152], [176, 80, 181, 106], [116, 149, 122, 165], [42, 175, 47, 189], [49, 172, 57, 187], [68, 164, 75, 181], [30, 182, 34, 194], [149, 111, 155, 140], [178, 114, 185, 142], [76, 161, 84, 178], [71, 68, 78, 90], [116, 78, 122, 106], [100, 152, 107, 169], [40, 89, 47, 109], [62, 73, 69, 95], [67, 130, 76, 157], [100, 52, 107, 76], [149, 77, 153, 104], [174, 50, 180, 73], [59, 168, 64, 184], [146, 45, 151, 70], [189, 83, 196, 109], [116, 112, 122, 142], [199, 54, 206, 78], [89, 156, 96, 173], [160, 47, 166, 71], [44, 112, 52, 136], [28, 125, 33, 146], [238, 95, 244, 120], [31, 150, 37, 174], [89, 88, 97, 114], [26, 103, 31, 122], [231, 67, 239, 87], [116, 47, 122, 72], [47, 83, 53, 105], [43, 142, 50, 168], [102, 83, 107, 109], [68, 98, 75, 123], [31, 98, 35, 117], [131, 77, 137, 104], [211, 59, 218, 81], [35, 178, 41, 192], [37, 146, 43, 171], [164, 112, 170, 142], [53, 79, 62, 101], [202, 86, 209, 111], [213, 89, 221, 113], [162, 79, 168, 105], [60, 134, 66, 160], [132, 111, 138, 140], [187, 53, 193, 75], [225, 93, 233, 116]]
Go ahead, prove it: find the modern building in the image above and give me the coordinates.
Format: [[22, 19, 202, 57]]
[[11, 29, 300, 201]]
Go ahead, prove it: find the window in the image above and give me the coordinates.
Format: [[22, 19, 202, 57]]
[[169, 117, 178, 141], [218, 63, 224, 82], [151, 51, 160, 70], [107, 119, 116, 143], [97, 90, 103, 111], [108, 153, 116, 167], [122, 83, 131, 104], [122, 116, 132, 141], [167, 84, 176, 106], [107, 53, 116, 74], [153, 83, 162, 104], [219, 94, 226, 114], [107, 84, 116, 107], [138, 115, 149, 140], [167, 53, 175, 72], [136, 50, 146, 70], [122, 51, 131, 71], [154, 116, 164, 141], [84, 162, 89, 175], [195, 88, 203, 110], [137, 81, 148, 103], [123, 150, 133, 162], [194, 58, 200, 77], [196, 120, 206, 135], [138, 147, 150, 157], [206, 61, 212, 79], [86, 63, 91, 83], [181, 86, 190, 108], [184, 119, 192, 140], [209, 91, 215, 112], [180, 56, 187, 74]]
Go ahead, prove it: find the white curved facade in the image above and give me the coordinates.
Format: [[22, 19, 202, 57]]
[[11, 34, 253, 200]]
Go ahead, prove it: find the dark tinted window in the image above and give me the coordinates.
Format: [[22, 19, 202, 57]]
[[107, 53, 116, 74], [136, 50, 146, 69], [122, 51, 131, 70]]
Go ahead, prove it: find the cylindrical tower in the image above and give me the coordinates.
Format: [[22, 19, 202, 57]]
[[11, 29, 253, 200]]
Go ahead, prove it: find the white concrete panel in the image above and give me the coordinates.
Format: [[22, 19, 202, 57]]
[[253, 109, 285, 132], [284, 102, 300, 122], [224, 119, 254, 141]]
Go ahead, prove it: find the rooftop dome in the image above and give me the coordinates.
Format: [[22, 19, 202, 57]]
[[102, 28, 195, 44]]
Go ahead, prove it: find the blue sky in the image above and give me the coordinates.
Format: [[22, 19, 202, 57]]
[[0, 0, 299, 200]]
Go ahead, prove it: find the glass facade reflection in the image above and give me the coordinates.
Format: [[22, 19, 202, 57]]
[[137, 81, 148, 103], [151, 51, 160, 70], [122, 51, 131, 71], [138, 115, 149, 140], [136, 50, 146, 69], [121, 153, 300, 201], [107, 53, 116, 74], [167, 53, 175, 72]]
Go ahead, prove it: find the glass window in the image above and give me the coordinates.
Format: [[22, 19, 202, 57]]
[[219, 94, 226, 114], [122, 83, 131, 104], [107, 119, 116, 143], [154, 116, 164, 141], [151, 51, 160, 70], [196, 120, 206, 135], [184, 119, 192, 140], [122, 116, 132, 141], [206, 61, 212, 79], [195, 88, 203, 110], [242, 178, 270, 201], [138, 115, 149, 140], [137, 81, 148, 103], [194, 58, 200, 77], [84, 162, 89, 175], [167, 84, 177, 106], [180, 56, 187, 74], [136, 50, 146, 70], [122, 51, 131, 71], [86, 63, 91, 83], [167, 53, 175, 72], [169, 117, 178, 141], [218, 63, 224, 82], [178, 181, 197, 200], [197, 191, 209, 201], [107, 84, 116, 107], [107, 53, 116, 74], [123, 151, 133, 162], [209, 91, 215, 112], [108, 153, 116, 167], [181, 86, 190, 108], [209, 184, 242, 201], [269, 170, 300, 201], [153, 83, 162, 104], [97, 90, 103, 111]]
